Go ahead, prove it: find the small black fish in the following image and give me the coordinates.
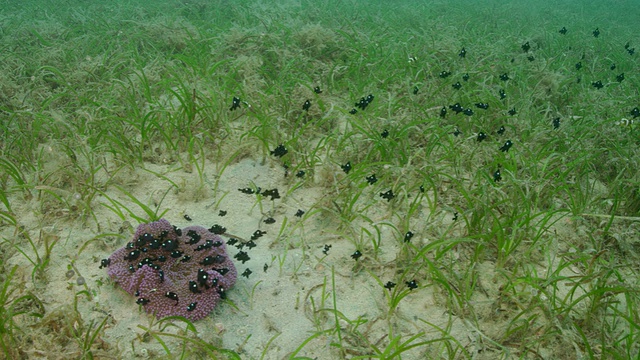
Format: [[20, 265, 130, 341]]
[[165, 291, 179, 305], [251, 230, 266, 240], [136, 298, 150, 305], [262, 188, 280, 200], [263, 264, 269, 272], [610, 64, 616, 70], [125, 249, 140, 261], [559, 27, 567, 35], [508, 107, 517, 116], [413, 86, 419, 95], [242, 269, 252, 278], [141, 232, 154, 245], [553, 117, 561, 129], [493, 169, 502, 182], [270, 144, 288, 157], [406, 280, 418, 290], [380, 189, 395, 201], [452, 212, 458, 221], [295, 209, 305, 217], [384, 281, 396, 290], [197, 269, 209, 286], [365, 94, 374, 104], [99, 258, 110, 269], [208, 225, 226, 235], [200, 256, 217, 265], [458, 47, 466, 58], [239, 187, 255, 194], [439, 106, 447, 118], [180, 256, 191, 263], [302, 100, 311, 111], [477, 132, 487, 142], [628, 47, 635, 56], [349, 108, 358, 114], [322, 244, 332, 255], [449, 103, 464, 114], [148, 239, 160, 249], [185, 231, 201, 245], [521, 41, 530, 52], [591, 80, 603, 89], [170, 250, 183, 258], [136, 233, 150, 249], [462, 73, 470, 82], [187, 302, 197, 311], [439, 70, 451, 78], [218, 210, 227, 217], [499, 73, 510, 81], [245, 240, 257, 249], [189, 281, 201, 293], [355, 94, 374, 110], [475, 102, 489, 110], [452, 127, 461, 137], [158, 270, 165, 281], [234, 251, 251, 264], [380, 129, 389, 138], [264, 217, 276, 224], [351, 250, 362, 261], [592, 28, 600, 38], [452, 82, 462, 90], [162, 240, 178, 252], [341, 161, 352, 174], [296, 170, 305, 178], [575, 62, 582, 70], [499, 140, 513, 152], [631, 107, 640, 118], [463, 108, 473, 116], [214, 268, 229, 276], [230, 96, 241, 111], [216, 288, 226, 300], [499, 89, 506, 99], [497, 126, 505, 135], [616, 73, 625, 82], [183, 214, 192, 221], [404, 231, 414, 242], [366, 174, 377, 185], [527, 55, 535, 62], [314, 86, 322, 94]]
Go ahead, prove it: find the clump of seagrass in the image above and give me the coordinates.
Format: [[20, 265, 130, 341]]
[[102, 219, 237, 321]]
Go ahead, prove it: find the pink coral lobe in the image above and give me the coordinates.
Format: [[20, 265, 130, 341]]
[[106, 219, 237, 321]]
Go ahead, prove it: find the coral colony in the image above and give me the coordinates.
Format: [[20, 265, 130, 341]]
[[101, 219, 237, 321]]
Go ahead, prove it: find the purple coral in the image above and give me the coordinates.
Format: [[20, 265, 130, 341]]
[[104, 219, 237, 321]]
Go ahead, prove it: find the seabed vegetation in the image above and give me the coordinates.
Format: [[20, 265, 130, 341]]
[[0, 0, 639, 359]]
